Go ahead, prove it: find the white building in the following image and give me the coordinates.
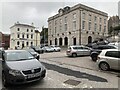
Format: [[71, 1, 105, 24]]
[[10, 22, 40, 49], [48, 3, 108, 46]]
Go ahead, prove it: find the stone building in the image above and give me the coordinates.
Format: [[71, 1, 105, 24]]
[[0, 32, 2, 47], [10, 22, 40, 49], [48, 3, 108, 46]]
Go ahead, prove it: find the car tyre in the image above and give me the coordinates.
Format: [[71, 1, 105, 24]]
[[91, 54, 98, 61], [72, 53, 77, 57], [2, 72, 8, 87], [99, 62, 110, 71]]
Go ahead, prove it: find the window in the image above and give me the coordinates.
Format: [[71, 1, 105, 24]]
[[27, 29, 29, 32], [89, 14, 91, 21], [73, 13, 76, 19], [31, 42, 33, 46], [65, 17, 67, 24], [55, 27, 57, 34], [55, 20, 57, 25], [94, 16, 97, 22], [82, 21, 85, 30], [17, 34, 20, 38], [100, 18, 102, 23], [22, 34, 24, 38], [27, 34, 29, 38], [31, 29, 33, 32], [99, 25, 101, 31], [65, 24, 67, 31], [89, 22, 91, 30], [104, 19, 106, 24], [104, 26, 106, 32], [94, 23, 97, 31], [105, 51, 120, 58], [17, 28, 20, 31], [82, 12, 85, 20], [17, 41, 20, 45], [31, 34, 33, 39], [73, 21, 76, 30], [60, 19, 62, 24], [26, 42, 29, 46]]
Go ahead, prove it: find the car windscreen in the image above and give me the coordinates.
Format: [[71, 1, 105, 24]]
[[5, 51, 34, 61]]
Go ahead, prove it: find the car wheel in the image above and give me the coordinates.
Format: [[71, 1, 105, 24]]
[[99, 62, 110, 71], [72, 53, 77, 57], [2, 72, 8, 87]]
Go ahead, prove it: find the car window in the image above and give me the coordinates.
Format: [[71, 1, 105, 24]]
[[73, 47, 78, 49], [105, 51, 120, 58], [5, 51, 34, 61]]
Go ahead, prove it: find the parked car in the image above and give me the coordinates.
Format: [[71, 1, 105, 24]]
[[50, 45, 61, 52], [97, 49, 120, 71], [30, 46, 44, 54], [2, 50, 46, 87], [42, 46, 54, 52], [24, 48, 40, 60], [90, 45, 118, 61], [0, 47, 4, 58], [66, 45, 92, 57]]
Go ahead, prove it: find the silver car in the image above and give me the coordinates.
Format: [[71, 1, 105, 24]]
[[66, 45, 92, 57], [97, 49, 120, 71], [2, 50, 46, 87]]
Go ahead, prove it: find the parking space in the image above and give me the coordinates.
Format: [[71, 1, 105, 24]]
[[40, 50, 120, 75]]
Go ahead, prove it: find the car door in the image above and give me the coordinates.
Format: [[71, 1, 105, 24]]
[[82, 47, 91, 55], [105, 51, 120, 70], [77, 46, 83, 56]]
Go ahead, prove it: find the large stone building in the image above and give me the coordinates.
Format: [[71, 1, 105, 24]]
[[48, 3, 108, 46], [10, 22, 40, 49]]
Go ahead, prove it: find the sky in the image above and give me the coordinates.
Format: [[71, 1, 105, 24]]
[[0, 0, 120, 34]]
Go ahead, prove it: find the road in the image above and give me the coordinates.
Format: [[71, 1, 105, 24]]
[[0, 51, 120, 89]]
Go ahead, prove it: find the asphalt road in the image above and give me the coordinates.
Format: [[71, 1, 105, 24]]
[[0, 51, 119, 89]]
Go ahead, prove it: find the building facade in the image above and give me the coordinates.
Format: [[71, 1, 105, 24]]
[[48, 3, 108, 46], [0, 32, 10, 49], [10, 22, 40, 49]]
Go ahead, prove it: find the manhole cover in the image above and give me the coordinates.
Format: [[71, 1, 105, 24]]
[[64, 79, 81, 86]]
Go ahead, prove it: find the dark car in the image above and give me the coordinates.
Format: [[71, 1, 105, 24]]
[[2, 50, 46, 87], [90, 45, 118, 61], [31, 46, 44, 54]]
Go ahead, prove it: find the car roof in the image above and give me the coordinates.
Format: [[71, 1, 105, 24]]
[[5, 50, 27, 53], [101, 49, 119, 52]]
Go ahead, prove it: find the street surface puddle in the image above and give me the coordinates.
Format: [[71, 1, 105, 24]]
[[64, 79, 81, 86], [42, 62, 108, 82]]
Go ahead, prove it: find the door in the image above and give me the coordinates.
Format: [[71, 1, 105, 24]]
[[105, 51, 120, 70], [77, 46, 83, 56]]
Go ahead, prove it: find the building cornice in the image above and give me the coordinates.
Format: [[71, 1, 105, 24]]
[[10, 23, 35, 29], [48, 3, 108, 22]]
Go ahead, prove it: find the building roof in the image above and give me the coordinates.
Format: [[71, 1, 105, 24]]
[[10, 23, 35, 29], [48, 3, 108, 21]]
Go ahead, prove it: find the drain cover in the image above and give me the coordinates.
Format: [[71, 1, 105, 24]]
[[64, 79, 81, 86]]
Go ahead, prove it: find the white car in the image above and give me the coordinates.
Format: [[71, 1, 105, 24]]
[[50, 45, 61, 52], [42, 46, 54, 52], [97, 49, 120, 71], [66, 45, 92, 57]]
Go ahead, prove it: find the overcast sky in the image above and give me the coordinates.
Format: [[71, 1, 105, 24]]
[[0, 0, 120, 34]]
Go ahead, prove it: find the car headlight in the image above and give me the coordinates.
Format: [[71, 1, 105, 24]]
[[9, 70, 22, 76]]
